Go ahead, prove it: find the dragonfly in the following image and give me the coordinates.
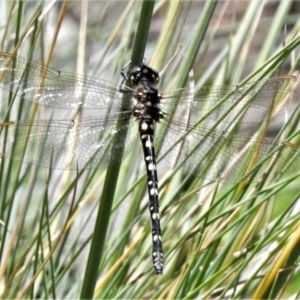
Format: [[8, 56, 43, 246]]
[[0, 51, 300, 274]]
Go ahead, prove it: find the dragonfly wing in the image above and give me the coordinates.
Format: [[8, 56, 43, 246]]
[[161, 76, 299, 125], [0, 52, 129, 109], [0, 117, 138, 169], [159, 120, 300, 183]]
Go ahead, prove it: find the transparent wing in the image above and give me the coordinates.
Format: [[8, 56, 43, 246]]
[[160, 75, 300, 125], [2, 115, 299, 182], [0, 116, 139, 169], [1, 52, 299, 126], [1, 52, 300, 181], [158, 119, 300, 183], [0, 52, 128, 109], [0, 111, 300, 182]]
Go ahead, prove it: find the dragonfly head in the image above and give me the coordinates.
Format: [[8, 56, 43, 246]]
[[128, 64, 160, 86]]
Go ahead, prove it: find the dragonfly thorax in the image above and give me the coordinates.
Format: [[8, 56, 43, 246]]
[[133, 82, 164, 124]]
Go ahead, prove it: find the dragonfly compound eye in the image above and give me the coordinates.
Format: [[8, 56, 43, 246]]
[[127, 66, 143, 85], [141, 65, 160, 85], [127, 65, 160, 86]]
